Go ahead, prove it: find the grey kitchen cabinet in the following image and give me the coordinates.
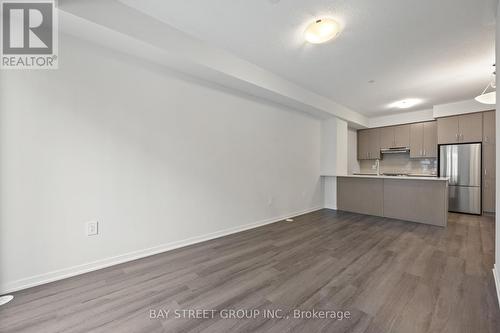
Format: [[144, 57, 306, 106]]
[[383, 179, 448, 227], [422, 121, 437, 158], [460, 113, 483, 143], [357, 128, 380, 160], [394, 125, 410, 147], [380, 127, 394, 149], [483, 110, 495, 145], [410, 123, 424, 158], [337, 176, 448, 227], [437, 116, 460, 144], [357, 130, 370, 160], [337, 177, 384, 216], [366, 128, 381, 160], [483, 177, 495, 213], [482, 110, 495, 213], [483, 144, 495, 212], [379, 125, 410, 148], [437, 113, 483, 144], [410, 121, 437, 158]]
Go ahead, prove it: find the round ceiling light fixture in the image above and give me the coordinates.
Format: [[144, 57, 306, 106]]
[[475, 65, 496, 105], [389, 98, 422, 109], [304, 19, 341, 44], [0, 295, 14, 306], [475, 91, 496, 105]]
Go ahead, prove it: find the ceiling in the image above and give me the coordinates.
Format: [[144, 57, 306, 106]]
[[118, 0, 496, 116]]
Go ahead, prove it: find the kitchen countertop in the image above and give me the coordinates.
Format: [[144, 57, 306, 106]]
[[322, 174, 449, 181]]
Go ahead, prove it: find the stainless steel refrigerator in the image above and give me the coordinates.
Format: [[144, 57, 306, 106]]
[[439, 143, 481, 214]]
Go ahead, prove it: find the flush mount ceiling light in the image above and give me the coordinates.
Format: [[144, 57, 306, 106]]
[[475, 66, 496, 105], [389, 98, 422, 109], [304, 19, 341, 44]]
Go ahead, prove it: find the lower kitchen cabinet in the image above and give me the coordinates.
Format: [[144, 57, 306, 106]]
[[337, 176, 448, 227]]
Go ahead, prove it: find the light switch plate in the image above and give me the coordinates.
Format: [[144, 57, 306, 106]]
[[86, 221, 98, 236]]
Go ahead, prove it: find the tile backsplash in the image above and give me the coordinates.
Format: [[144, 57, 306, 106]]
[[358, 153, 437, 175]]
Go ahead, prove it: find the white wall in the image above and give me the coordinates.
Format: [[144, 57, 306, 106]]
[[367, 99, 494, 129], [495, 0, 500, 296], [321, 123, 356, 210], [58, 6, 369, 127], [320, 117, 348, 176], [0, 35, 323, 292], [368, 109, 434, 128], [434, 99, 495, 118], [320, 117, 348, 209]]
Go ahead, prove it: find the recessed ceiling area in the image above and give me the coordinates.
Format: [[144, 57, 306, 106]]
[[119, 0, 496, 116]]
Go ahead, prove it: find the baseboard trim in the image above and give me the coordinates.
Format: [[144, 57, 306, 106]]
[[493, 265, 500, 307], [1, 206, 322, 294]]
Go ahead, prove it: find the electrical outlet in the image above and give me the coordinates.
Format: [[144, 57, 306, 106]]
[[86, 221, 98, 236]]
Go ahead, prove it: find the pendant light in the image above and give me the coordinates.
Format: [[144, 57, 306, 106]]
[[0, 295, 14, 306], [475, 65, 496, 105]]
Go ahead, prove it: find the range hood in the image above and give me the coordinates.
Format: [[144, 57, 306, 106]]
[[380, 147, 410, 154]]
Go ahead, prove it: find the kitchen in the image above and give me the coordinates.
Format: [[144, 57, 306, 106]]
[[335, 110, 495, 227]]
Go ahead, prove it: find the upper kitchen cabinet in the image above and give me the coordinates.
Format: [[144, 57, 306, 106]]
[[437, 113, 483, 144], [422, 121, 437, 158], [380, 127, 394, 149], [437, 116, 459, 144], [410, 121, 437, 158], [459, 113, 483, 142], [358, 130, 369, 160], [409, 123, 424, 158], [380, 125, 410, 148], [394, 125, 410, 147], [483, 110, 495, 145], [358, 128, 380, 160]]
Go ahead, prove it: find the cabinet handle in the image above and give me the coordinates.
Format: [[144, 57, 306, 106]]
[[455, 133, 459, 140], [420, 149, 422, 156], [423, 150, 426, 156], [460, 133, 463, 141]]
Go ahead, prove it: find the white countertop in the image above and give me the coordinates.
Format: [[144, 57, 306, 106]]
[[322, 174, 449, 181]]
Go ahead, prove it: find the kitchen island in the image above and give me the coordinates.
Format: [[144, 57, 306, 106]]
[[336, 175, 449, 227]]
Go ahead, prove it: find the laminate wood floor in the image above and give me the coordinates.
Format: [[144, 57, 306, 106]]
[[1, 210, 499, 333]]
